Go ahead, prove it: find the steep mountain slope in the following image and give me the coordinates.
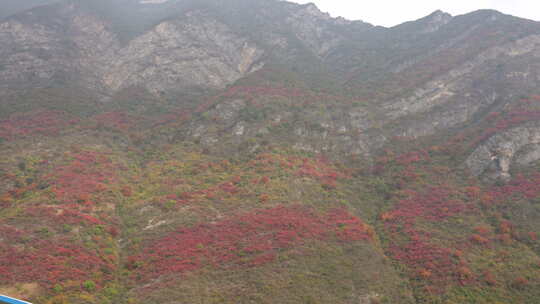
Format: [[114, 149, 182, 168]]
[[1, 1, 540, 303], [0, 1, 264, 96]]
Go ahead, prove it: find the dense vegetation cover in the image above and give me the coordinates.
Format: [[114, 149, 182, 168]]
[[1, 1, 540, 303]]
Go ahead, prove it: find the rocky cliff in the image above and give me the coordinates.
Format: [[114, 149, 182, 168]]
[[2, 1, 540, 303], [0, 2, 264, 96]]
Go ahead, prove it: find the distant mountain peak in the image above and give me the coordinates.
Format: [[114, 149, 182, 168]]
[[421, 9, 453, 32], [430, 9, 450, 16], [296, 2, 331, 20]]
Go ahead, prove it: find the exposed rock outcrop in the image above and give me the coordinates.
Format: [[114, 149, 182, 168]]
[[0, 4, 264, 95], [466, 121, 540, 179], [1, 0, 540, 168], [385, 34, 540, 139]]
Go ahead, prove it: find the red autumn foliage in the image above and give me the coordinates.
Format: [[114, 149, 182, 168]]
[[383, 185, 476, 292], [395, 150, 431, 166], [108, 226, 120, 237], [483, 271, 497, 286], [380, 212, 395, 221], [457, 266, 474, 281], [474, 105, 540, 146], [384, 187, 472, 223], [474, 225, 491, 235], [0, 240, 113, 289], [389, 240, 457, 293], [245, 252, 276, 267], [92, 111, 138, 131], [158, 175, 247, 207], [245, 153, 349, 190], [24, 206, 104, 226], [480, 173, 540, 206], [296, 157, 347, 188], [219, 181, 240, 194], [512, 277, 529, 289], [47, 151, 116, 203], [130, 205, 371, 282], [453, 250, 463, 258], [496, 233, 512, 245], [258, 193, 270, 203], [470, 234, 490, 246], [152, 110, 192, 127], [464, 186, 482, 200], [499, 220, 513, 234], [0, 225, 26, 243], [459, 266, 473, 278], [0, 193, 14, 208], [531, 95, 540, 101], [443, 97, 540, 153], [418, 269, 432, 279], [0, 110, 78, 140], [255, 176, 270, 184], [121, 186, 133, 197]]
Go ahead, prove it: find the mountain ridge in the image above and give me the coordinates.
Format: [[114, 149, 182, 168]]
[[1, 1, 540, 303]]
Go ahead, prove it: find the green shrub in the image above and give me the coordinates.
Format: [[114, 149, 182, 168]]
[[83, 280, 96, 292]]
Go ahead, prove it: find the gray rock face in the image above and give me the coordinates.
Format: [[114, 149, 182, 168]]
[[466, 121, 540, 179], [183, 95, 382, 159], [386, 34, 540, 118], [286, 3, 343, 58], [385, 34, 540, 139], [103, 11, 264, 94], [0, 4, 264, 95], [0, 7, 76, 88], [1, 0, 540, 170], [421, 10, 453, 33]]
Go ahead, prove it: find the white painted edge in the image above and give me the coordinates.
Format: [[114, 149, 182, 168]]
[[0, 294, 33, 304]]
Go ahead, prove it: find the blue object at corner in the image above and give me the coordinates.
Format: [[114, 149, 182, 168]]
[[0, 295, 32, 304]]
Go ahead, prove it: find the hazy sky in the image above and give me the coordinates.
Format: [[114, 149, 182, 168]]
[[290, 0, 540, 27]]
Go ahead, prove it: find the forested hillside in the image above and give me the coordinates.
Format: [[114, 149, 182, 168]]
[[1, 1, 540, 303]]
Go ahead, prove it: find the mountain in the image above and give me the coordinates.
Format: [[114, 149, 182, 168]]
[[1, 1, 540, 303], [0, 0, 60, 19]]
